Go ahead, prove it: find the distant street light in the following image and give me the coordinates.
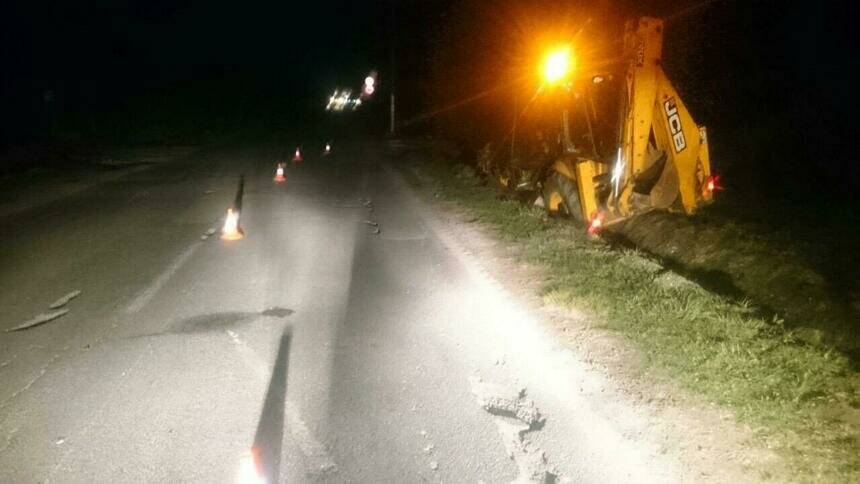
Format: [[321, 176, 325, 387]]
[[362, 72, 377, 98]]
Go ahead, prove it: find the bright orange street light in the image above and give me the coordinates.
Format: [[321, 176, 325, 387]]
[[542, 46, 574, 85]]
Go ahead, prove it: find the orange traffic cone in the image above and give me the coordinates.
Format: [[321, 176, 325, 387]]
[[221, 208, 244, 240], [323, 142, 332, 156], [273, 163, 286, 182], [292, 147, 303, 163]]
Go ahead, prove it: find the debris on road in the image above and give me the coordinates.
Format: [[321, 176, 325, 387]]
[[6, 309, 70, 332], [496, 419, 530, 458], [423, 444, 435, 454], [469, 377, 544, 428], [260, 307, 294, 317], [55, 437, 66, 445], [516, 452, 555, 484], [48, 290, 82, 309], [364, 218, 382, 234], [429, 461, 439, 471], [469, 376, 556, 483], [201, 227, 217, 240]]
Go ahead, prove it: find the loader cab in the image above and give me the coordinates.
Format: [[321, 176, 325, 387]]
[[562, 71, 623, 164]]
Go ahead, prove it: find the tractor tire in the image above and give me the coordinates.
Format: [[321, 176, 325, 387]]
[[542, 172, 585, 223]]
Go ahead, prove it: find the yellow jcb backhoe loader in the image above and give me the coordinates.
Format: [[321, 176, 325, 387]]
[[541, 17, 717, 232]]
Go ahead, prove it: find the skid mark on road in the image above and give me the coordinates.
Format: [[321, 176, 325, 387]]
[[226, 329, 337, 477], [125, 243, 201, 314]]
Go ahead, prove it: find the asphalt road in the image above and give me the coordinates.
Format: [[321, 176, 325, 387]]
[[0, 142, 685, 483]]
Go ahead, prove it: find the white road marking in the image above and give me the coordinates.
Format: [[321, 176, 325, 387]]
[[125, 243, 200, 314], [226, 329, 337, 475]]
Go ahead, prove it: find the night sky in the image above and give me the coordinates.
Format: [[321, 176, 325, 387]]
[[4, 1, 385, 95], [1, 0, 857, 199], [1, 0, 388, 140]]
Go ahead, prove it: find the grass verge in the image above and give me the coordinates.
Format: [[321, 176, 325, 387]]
[[400, 150, 860, 482]]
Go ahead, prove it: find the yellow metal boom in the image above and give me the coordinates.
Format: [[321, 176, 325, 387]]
[[609, 16, 713, 217], [545, 17, 715, 226]]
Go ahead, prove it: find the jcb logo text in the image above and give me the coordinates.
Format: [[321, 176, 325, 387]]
[[664, 98, 686, 153]]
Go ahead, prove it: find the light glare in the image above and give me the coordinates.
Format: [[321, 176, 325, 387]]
[[543, 47, 573, 84]]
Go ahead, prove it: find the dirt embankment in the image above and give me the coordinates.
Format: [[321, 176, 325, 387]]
[[609, 208, 860, 358]]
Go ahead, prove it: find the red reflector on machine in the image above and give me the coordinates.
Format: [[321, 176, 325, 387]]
[[587, 211, 605, 235], [703, 175, 722, 197]]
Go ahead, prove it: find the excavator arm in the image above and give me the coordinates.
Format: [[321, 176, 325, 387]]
[[609, 16, 713, 217]]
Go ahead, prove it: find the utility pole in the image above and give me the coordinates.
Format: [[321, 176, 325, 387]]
[[388, 0, 397, 135], [510, 94, 517, 163], [390, 94, 396, 134]]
